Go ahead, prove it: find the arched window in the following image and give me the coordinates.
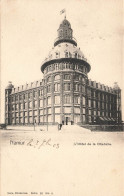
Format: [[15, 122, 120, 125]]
[[54, 74, 60, 80], [47, 76, 51, 82]]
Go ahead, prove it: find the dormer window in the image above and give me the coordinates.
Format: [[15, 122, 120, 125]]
[[65, 52, 68, 58], [56, 52, 59, 58], [75, 53, 77, 58]]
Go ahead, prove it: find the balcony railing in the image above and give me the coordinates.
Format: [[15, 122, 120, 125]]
[[54, 36, 77, 46]]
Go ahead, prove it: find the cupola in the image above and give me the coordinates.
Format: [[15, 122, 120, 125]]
[[54, 17, 77, 47]]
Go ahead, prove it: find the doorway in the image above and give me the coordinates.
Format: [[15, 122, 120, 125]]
[[65, 116, 70, 125]]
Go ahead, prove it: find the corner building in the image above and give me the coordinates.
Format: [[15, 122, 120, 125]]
[[5, 18, 122, 125]]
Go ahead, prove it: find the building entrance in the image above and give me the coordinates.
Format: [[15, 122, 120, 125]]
[[65, 116, 71, 125]]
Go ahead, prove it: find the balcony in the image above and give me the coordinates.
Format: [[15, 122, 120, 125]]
[[54, 36, 77, 47]]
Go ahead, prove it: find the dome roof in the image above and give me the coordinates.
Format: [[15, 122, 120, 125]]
[[113, 82, 120, 90], [44, 42, 85, 62], [5, 82, 14, 90], [59, 18, 71, 28]]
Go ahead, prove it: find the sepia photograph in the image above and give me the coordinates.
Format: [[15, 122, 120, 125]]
[[0, 0, 124, 196]]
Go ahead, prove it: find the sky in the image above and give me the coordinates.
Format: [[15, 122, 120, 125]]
[[1, 0, 124, 123]]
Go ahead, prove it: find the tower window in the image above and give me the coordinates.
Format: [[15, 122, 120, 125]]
[[65, 52, 68, 58], [75, 53, 77, 58], [64, 83, 71, 91], [54, 95, 60, 104], [54, 83, 60, 92], [54, 74, 60, 80], [47, 85, 51, 93], [47, 96, 51, 105], [64, 95, 71, 104], [74, 84, 79, 91], [74, 96, 80, 104], [47, 76, 51, 82], [56, 52, 59, 58], [64, 74, 71, 80]]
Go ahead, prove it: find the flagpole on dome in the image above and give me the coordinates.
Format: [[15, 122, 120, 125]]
[[60, 9, 66, 19]]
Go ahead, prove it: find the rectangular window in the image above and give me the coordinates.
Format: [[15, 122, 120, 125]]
[[24, 111, 27, 116], [74, 84, 79, 91], [20, 112, 23, 117], [82, 108, 85, 114], [64, 95, 71, 104], [39, 99, 43, 108], [24, 94, 27, 100], [64, 107, 71, 113], [82, 85, 85, 93], [33, 101, 37, 108], [34, 110, 37, 116], [54, 95, 60, 104], [19, 103, 23, 110], [74, 96, 80, 104], [40, 116, 43, 123], [89, 110, 91, 115], [15, 112, 18, 117], [47, 85, 51, 93], [74, 107, 80, 113], [15, 95, 18, 101], [29, 102, 32, 109], [54, 83, 60, 92], [98, 101, 100, 108], [88, 100, 91, 107], [12, 105, 15, 111], [39, 89, 43, 96], [82, 97, 85, 105], [29, 111, 32, 116], [15, 104, 18, 110], [64, 83, 70, 91], [47, 96, 51, 105], [64, 74, 71, 80], [19, 94, 22, 100], [28, 92, 32, 99], [93, 100, 96, 108], [55, 107, 60, 113], [48, 115, 52, 122], [94, 111, 96, 116], [98, 111, 100, 116], [24, 102, 27, 109], [47, 108, 51, 114], [29, 117, 32, 123], [40, 110, 43, 115], [34, 91, 37, 98], [102, 102, 104, 109]]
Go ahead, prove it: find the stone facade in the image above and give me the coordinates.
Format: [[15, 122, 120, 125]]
[[5, 18, 122, 125]]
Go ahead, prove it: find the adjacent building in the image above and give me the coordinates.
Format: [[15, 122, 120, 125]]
[[5, 17, 122, 125]]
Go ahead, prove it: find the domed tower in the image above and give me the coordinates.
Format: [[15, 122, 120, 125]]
[[41, 17, 91, 125]]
